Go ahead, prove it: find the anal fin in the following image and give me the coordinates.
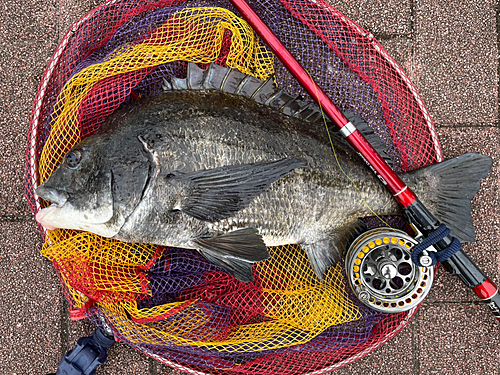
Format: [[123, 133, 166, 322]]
[[303, 220, 367, 280], [199, 251, 255, 283]]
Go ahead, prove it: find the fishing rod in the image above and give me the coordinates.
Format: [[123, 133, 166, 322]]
[[228, 0, 500, 320]]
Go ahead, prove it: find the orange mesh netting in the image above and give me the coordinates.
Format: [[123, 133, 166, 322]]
[[25, 0, 439, 374]]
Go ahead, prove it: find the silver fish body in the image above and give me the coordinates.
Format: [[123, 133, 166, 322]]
[[36, 65, 492, 282]]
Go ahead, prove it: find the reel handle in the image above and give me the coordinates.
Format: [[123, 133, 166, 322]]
[[405, 199, 500, 321]]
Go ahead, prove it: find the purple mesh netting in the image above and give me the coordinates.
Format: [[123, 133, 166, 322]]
[[72, 0, 411, 367], [26, 0, 439, 373]]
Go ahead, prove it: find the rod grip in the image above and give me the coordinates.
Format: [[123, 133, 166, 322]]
[[405, 199, 500, 321], [443, 253, 500, 321], [442, 250, 500, 322], [441, 249, 486, 287]]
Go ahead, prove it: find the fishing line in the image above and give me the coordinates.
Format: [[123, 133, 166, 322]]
[[306, 71, 393, 229]]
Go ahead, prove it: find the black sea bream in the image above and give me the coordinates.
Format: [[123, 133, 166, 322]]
[[36, 63, 492, 282]]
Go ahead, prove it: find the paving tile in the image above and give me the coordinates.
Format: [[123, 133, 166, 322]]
[[326, 0, 411, 35], [423, 127, 500, 302], [58, 0, 101, 40], [417, 302, 499, 374], [97, 343, 151, 374], [0, 221, 61, 375], [414, 0, 498, 125], [0, 0, 59, 222], [335, 321, 415, 375], [159, 363, 191, 374], [378, 37, 413, 75]]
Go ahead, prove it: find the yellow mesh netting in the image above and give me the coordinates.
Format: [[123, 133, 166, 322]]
[[39, 7, 274, 183], [39, 6, 361, 354], [42, 229, 163, 303], [97, 246, 360, 353]]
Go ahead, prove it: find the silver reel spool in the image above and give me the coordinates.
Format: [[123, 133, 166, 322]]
[[345, 227, 434, 313]]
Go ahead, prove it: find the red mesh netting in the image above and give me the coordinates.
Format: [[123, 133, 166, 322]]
[[25, 0, 440, 374]]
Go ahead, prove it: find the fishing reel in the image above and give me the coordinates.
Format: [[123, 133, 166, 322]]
[[345, 227, 434, 313]]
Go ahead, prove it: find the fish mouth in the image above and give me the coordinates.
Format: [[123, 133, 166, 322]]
[[36, 185, 69, 207], [35, 185, 70, 231]]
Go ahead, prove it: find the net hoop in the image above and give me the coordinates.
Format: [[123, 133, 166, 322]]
[[25, 1, 440, 373]]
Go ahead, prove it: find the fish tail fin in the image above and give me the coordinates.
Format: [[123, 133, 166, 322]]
[[407, 152, 492, 242]]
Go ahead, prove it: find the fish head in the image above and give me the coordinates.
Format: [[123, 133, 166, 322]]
[[35, 133, 151, 237]]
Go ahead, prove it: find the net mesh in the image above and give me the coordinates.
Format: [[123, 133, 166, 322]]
[[25, 0, 440, 373]]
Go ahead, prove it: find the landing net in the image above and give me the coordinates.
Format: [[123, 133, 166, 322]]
[[25, 0, 440, 374]]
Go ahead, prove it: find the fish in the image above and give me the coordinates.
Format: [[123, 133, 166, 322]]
[[35, 63, 493, 282]]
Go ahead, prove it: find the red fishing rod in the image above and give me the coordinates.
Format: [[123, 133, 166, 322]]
[[229, 0, 500, 320]]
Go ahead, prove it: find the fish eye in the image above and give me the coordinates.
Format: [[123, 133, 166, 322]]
[[66, 150, 82, 169]]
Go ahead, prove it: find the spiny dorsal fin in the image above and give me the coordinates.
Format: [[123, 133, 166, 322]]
[[163, 63, 317, 121], [187, 62, 205, 89], [171, 76, 188, 90], [343, 111, 394, 168], [162, 63, 392, 163]]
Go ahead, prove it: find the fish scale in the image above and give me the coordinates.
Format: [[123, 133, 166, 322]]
[[36, 64, 492, 282]]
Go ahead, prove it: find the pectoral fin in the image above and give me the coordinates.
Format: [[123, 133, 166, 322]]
[[303, 220, 367, 280], [194, 228, 269, 282], [176, 158, 306, 222]]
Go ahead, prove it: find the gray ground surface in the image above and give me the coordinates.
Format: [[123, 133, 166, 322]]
[[0, 0, 498, 374]]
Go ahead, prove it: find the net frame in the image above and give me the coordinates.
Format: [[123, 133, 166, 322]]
[[24, 0, 441, 373]]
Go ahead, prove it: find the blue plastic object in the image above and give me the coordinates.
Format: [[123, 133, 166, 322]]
[[55, 328, 115, 375], [411, 224, 462, 267]]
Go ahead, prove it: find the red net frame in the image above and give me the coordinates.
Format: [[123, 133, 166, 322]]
[[25, 0, 441, 374]]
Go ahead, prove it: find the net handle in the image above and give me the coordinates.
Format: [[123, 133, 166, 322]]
[[228, 0, 500, 322]]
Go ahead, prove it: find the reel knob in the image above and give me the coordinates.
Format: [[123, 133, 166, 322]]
[[345, 228, 434, 313]]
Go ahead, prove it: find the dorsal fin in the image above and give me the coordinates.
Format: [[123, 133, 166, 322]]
[[162, 62, 318, 121], [162, 63, 392, 163]]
